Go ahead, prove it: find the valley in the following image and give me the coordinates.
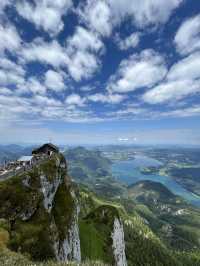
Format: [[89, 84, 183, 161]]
[[0, 144, 200, 265]]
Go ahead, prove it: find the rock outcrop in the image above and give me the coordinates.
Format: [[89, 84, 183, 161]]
[[112, 217, 127, 266], [0, 153, 81, 263], [0, 152, 127, 265]]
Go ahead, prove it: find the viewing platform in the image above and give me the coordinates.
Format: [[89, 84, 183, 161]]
[[0, 143, 59, 181]]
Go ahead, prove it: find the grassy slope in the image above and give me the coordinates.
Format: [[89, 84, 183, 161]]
[[77, 186, 186, 266], [0, 154, 75, 261], [128, 180, 200, 252]]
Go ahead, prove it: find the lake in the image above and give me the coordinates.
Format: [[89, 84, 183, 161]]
[[112, 155, 200, 207]]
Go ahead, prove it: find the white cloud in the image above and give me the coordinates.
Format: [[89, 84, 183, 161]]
[[45, 70, 65, 92], [34, 95, 62, 107], [0, 87, 13, 95], [0, 57, 24, 76], [77, 0, 182, 37], [117, 32, 140, 50], [77, 0, 112, 37], [108, 49, 167, 93], [80, 85, 95, 92], [142, 51, 200, 104], [21, 39, 68, 68], [0, 57, 25, 92], [165, 106, 200, 118], [88, 93, 126, 104], [0, 68, 24, 86], [174, 14, 200, 55], [108, 0, 182, 28], [0, 0, 11, 13], [167, 52, 200, 81], [22, 78, 47, 95], [143, 79, 200, 104], [67, 50, 100, 81], [0, 23, 22, 54], [16, 0, 72, 36], [21, 27, 103, 82], [65, 94, 85, 106], [66, 26, 103, 52], [65, 26, 104, 81], [112, 107, 146, 115]]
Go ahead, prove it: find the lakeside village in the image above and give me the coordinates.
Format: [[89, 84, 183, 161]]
[[0, 143, 59, 179]]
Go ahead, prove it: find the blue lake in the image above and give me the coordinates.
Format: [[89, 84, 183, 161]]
[[112, 155, 200, 207]]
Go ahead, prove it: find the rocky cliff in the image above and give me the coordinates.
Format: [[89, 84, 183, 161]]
[[0, 153, 81, 263], [0, 153, 127, 265]]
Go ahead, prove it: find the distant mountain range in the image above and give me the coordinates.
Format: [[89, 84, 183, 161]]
[[0, 144, 35, 165]]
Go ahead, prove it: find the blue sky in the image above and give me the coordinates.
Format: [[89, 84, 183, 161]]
[[0, 0, 200, 145]]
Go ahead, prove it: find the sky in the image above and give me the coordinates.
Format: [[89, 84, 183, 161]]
[[0, 0, 200, 145]]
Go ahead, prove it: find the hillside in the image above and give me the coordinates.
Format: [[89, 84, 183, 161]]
[[169, 167, 200, 196], [64, 147, 126, 198], [128, 180, 200, 251], [0, 149, 200, 265], [64, 147, 111, 181], [0, 145, 34, 165], [128, 180, 176, 202], [0, 150, 127, 266]]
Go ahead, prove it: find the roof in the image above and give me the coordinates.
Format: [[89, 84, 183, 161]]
[[44, 143, 59, 150], [32, 143, 59, 153], [18, 156, 33, 162]]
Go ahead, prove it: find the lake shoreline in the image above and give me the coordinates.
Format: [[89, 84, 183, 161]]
[[111, 155, 200, 208]]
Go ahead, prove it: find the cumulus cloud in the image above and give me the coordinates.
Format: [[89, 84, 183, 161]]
[[0, 23, 22, 54], [18, 78, 47, 95], [0, 57, 25, 87], [167, 52, 200, 81], [174, 14, 200, 55], [108, 0, 182, 28], [108, 49, 167, 93], [117, 32, 140, 50], [0, 0, 198, 129], [21, 27, 103, 82], [77, 0, 182, 36], [33, 95, 62, 107], [21, 39, 68, 68], [0, 57, 25, 88], [65, 93, 85, 106], [65, 26, 104, 81], [143, 51, 200, 104], [0, 0, 12, 13], [45, 70, 65, 92], [88, 93, 126, 104], [0, 57, 24, 76], [0, 69, 24, 86], [0, 87, 13, 95], [164, 105, 200, 118], [16, 0, 72, 36], [143, 79, 200, 104], [77, 0, 112, 37], [66, 26, 103, 52]]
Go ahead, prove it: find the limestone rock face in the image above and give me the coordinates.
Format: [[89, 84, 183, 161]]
[[112, 217, 127, 266], [53, 204, 81, 262], [0, 153, 81, 263], [0, 152, 129, 265], [40, 174, 62, 212]]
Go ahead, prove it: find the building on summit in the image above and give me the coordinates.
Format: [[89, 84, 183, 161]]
[[17, 156, 35, 167], [32, 143, 59, 156]]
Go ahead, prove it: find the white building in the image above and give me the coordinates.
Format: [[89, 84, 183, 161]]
[[17, 156, 34, 166]]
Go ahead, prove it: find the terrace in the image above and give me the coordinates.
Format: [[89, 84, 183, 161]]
[[0, 143, 59, 181]]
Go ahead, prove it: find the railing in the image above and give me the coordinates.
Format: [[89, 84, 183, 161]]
[[0, 155, 50, 181]]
